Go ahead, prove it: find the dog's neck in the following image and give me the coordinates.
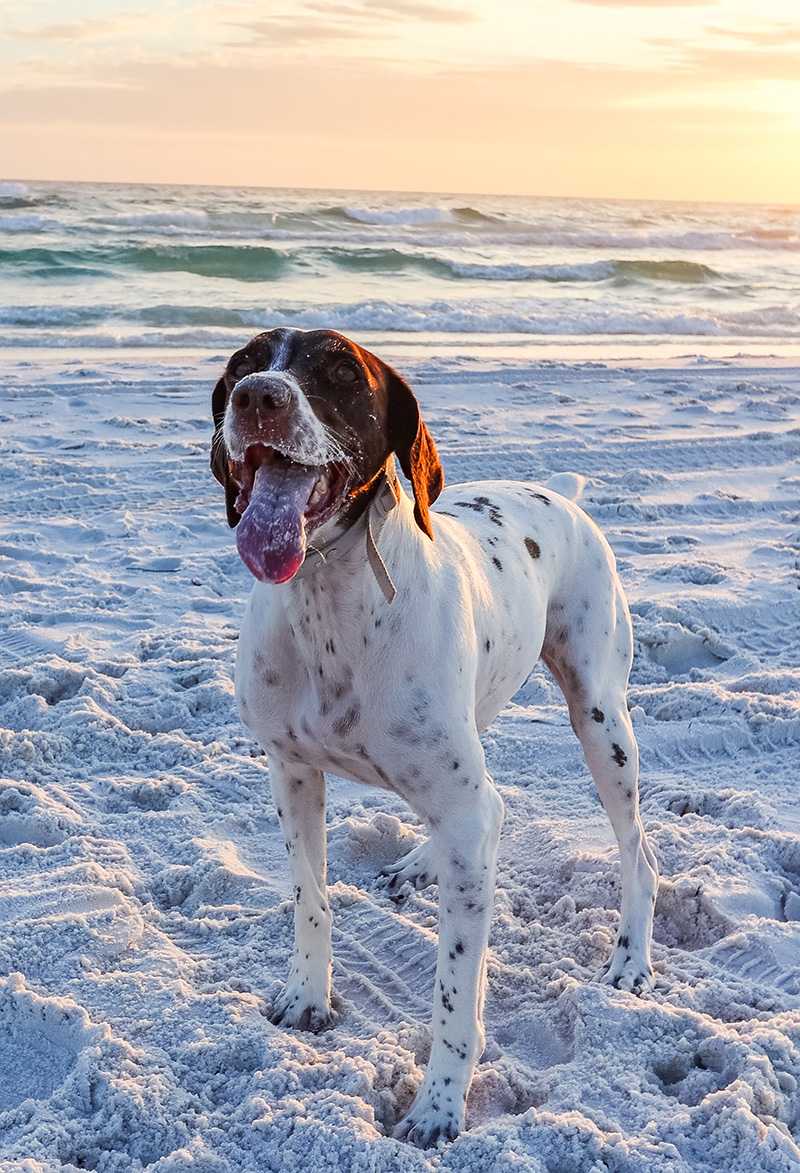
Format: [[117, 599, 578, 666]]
[[293, 460, 400, 603], [272, 466, 421, 684]]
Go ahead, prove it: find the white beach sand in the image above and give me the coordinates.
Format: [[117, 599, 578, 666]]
[[0, 350, 798, 1172]]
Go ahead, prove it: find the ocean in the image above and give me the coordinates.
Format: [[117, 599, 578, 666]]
[[1, 179, 799, 360]]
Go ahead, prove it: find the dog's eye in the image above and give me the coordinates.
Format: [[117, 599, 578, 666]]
[[231, 360, 254, 382], [335, 364, 357, 384]]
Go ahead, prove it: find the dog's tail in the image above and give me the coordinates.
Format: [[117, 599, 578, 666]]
[[546, 472, 586, 504]]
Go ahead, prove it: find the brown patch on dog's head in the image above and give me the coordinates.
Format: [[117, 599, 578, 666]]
[[384, 366, 444, 540], [211, 375, 242, 527]]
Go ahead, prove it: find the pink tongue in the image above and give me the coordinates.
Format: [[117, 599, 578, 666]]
[[236, 461, 319, 583]]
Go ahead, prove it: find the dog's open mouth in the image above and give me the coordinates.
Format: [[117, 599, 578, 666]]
[[233, 443, 348, 584]]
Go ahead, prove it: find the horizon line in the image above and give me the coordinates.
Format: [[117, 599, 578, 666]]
[[3, 174, 800, 213]]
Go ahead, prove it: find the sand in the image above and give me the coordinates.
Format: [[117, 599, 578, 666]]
[[0, 350, 798, 1172]]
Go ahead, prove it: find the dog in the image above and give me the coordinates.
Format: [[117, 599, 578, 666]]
[[210, 327, 658, 1147]]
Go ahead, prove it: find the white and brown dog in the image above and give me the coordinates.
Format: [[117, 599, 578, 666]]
[[210, 327, 658, 1147]]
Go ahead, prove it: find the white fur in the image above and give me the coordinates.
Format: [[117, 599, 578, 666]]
[[222, 370, 337, 466], [235, 476, 658, 1147]]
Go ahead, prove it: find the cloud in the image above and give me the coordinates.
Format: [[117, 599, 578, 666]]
[[225, 17, 366, 46], [5, 11, 157, 44], [7, 19, 121, 42], [4, 4, 799, 118], [359, 0, 477, 21], [568, 0, 713, 7], [648, 37, 800, 84], [225, 0, 476, 49], [701, 23, 800, 50], [0, 53, 762, 131]]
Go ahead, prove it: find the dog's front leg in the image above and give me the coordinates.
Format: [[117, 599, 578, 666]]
[[268, 757, 334, 1032], [395, 774, 504, 1147]]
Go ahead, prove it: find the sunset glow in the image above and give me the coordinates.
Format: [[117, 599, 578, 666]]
[[2, 0, 799, 201]]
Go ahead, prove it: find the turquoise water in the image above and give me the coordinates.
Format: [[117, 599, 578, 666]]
[[1, 180, 799, 356]]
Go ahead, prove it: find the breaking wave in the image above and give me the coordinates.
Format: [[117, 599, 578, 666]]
[[2, 298, 798, 344], [0, 244, 722, 286]]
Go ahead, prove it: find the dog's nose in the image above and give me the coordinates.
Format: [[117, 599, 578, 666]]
[[232, 375, 292, 414]]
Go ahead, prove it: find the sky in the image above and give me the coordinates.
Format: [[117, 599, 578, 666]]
[[1, 0, 799, 203]]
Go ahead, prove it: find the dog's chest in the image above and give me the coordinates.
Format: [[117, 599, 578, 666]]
[[235, 578, 388, 781]]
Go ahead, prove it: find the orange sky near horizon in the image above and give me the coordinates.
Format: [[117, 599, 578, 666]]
[[1, 0, 799, 204]]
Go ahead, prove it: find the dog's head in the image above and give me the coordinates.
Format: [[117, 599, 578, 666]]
[[211, 328, 443, 582]]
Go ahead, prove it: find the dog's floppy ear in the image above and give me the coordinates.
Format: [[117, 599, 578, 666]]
[[386, 367, 444, 540], [210, 375, 241, 529]]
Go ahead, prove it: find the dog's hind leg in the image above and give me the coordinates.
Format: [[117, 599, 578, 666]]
[[382, 836, 437, 897], [544, 575, 658, 993], [268, 757, 335, 1031]]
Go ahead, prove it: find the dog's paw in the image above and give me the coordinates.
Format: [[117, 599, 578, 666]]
[[269, 984, 335, 1033], [381, 839, 437, 900], [599, 938, 654, 995], [393, 1099, 461, 1149]]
